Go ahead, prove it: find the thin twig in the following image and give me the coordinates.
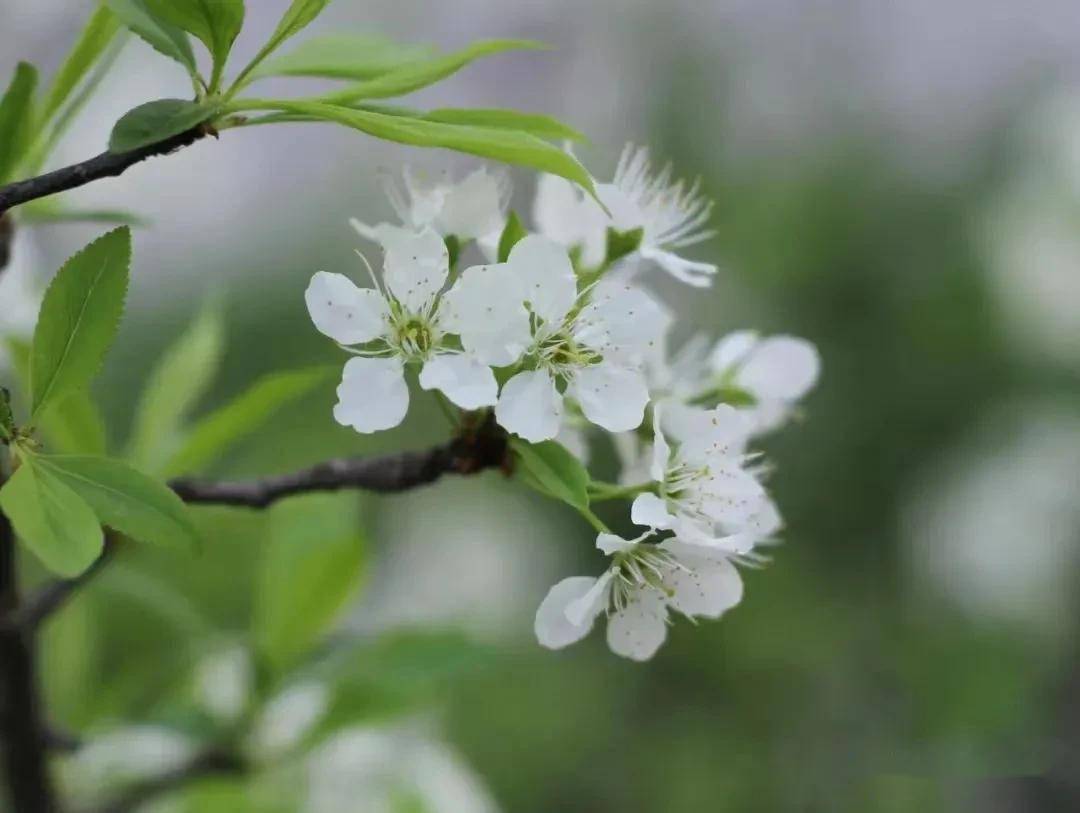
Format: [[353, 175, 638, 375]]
[[0, 125, 211, 217]]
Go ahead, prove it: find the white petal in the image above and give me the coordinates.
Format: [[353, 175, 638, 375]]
[[506, 235, 578, 327], [605, 588, 668, 661], [495, 369, 562, 442], [332, 357, 409, 433], [305, 272, 388, 345], [381, 227, 450, 313], [595, 182, 644, 233], [535, 576, 602, 649], [439, 263, 530, 366], [630, 493, 675, 530], [565, 570, 614, 627], [533, 174, 606, 266], [596, 533, 640, 556], [639, 245, 717, 287], [649, 405, 670, 482], [573, 362, 649, 433], [678, 404, 752, 464], [418, 354, 497, 410], [659, 401, 710, 444], [709, 330, 759, 374], [662, 555, 743, 619], [738, 336, 821, 401], [555, 421, 590, 464], [574, 283, 668, 354], [436, 168, 508, 239]]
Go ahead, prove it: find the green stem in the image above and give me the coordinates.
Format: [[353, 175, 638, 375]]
[[587, 481, 653, 503], [431, 391, 460, 428], [579, 507, 610, 534]]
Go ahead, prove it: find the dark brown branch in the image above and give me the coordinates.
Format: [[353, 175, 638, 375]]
[[0, 125, 211, 217], [86, 747, 243, 813]]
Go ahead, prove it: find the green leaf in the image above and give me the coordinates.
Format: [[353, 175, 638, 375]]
[[422, 108, 585, 142], [34, 455, 200, 550], [127, 300, 225, 474], [163, 366, 334, 477], [41, 4, 123, 123], [39, 391, 108, 456], [0, 387, 13, 441], [272, 101, 597, 200], [108, 98, 216, 153], [0, 62, 39, 183], [105, 0, 198, 76], [497, 211, 528, 263], [0, 457, 104, 577], [30, 228, 131, 421], [18, 201, 149, 227], [242, 0, 331, 81], [254, 494, 366, 672], [253, 34, 434, 81], [510, 438, 590, 511], [322, 40, 546, 103], [142, 0, 245, 86], [604, 226, 644, 266]]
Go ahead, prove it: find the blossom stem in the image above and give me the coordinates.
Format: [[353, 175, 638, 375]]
[[579, 507, 611, 533], [587, 481, 653, 503], [431, 391, 461, 428]]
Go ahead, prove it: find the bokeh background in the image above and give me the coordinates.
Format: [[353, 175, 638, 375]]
[[4, 1, 1080, 811]]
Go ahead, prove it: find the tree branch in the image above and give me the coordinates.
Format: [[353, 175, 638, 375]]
[[0, 125, 211, 217]]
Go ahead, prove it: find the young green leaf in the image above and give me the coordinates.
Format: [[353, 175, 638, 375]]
[[163, 366, 335, 477], [252, 34, 434, 81], [41, 4, 123, 123], [254, 494, 366, 672], [422, 108, 585, 142], [31, 228, 131, 421], [0, 62, 39, 183], [34, 455, 200, 550], [39, 391, 108, 456], [104, 0, 198, 77], [266, 101, 598, 199], [127, 300, 225, 474], [510, 438, 591, 511], [108, 98, 216, 153], [322, 40, 546, 104], [233, 0, 332, 87], [141, 0, 245, 87], [0, 457, 104, 577], [497, 211, 528, 263], [605, 226, 644, 266]]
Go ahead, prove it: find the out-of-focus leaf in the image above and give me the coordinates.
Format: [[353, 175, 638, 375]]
[[142, 0, 244, 84], [239, 0, 332, 84], [511, 438, 591, 511], [127, 300, 225, 474], [322, 40, 546, 103], [273, 101, 597, 199], [108, 98, 216, 153], [19, 200, 149, 227], [253, 34, 433, 81], [30, 228, 131, 421], [604, 226, 643, 266], [104, 0, 197, 76], [41, 4, 122, 123], [39, 391, 108, 456], [497, 211, 528, 263], [0, 456, 104, 577], [254, 494, 366, 673], [422, 108, 585, 142], [0, 62, 39, 183], [163, 365, 335, 477], [0, 388, 13, 442], [35, 454, 200, 550]]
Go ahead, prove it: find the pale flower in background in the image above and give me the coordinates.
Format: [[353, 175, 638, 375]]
[[194, 644, 252, 724], [248, 682, 330, 762], [535, 529, 744, 661], [60, 727, 196, 804]]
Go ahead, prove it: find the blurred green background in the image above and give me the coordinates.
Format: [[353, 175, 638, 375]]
[[4, 1, 1080, 811]]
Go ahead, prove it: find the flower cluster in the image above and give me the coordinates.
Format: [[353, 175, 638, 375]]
[[306, 146, 819, 661]]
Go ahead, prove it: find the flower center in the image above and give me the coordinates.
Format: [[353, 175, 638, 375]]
[[536, 332, 601, 376], [608, 545, 683, 611], [390, 313, 438, 361]]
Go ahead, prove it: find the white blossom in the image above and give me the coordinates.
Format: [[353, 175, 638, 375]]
[[535, 529, 744, 661], [306, 227, 499, 433]]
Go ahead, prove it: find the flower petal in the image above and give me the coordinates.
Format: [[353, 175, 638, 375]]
[[678, 404, 752, 464], [305, 272, 387, 345], [573, 362, 649, 433], [574, 282, 668, 355], [596, 533, 640, 556], [418, 354, 497, 410], [709, 330, 759, 374], [639, 245, 717, 287], [439, 263, 530, 366], [495, 369, 563, 442], [506, 235, 577, 327], [649, 405, 670, 482], [381, 227, 450, 313], [738, 336, 821, 401], [661, 554, 743, 619], [437, 168, 508, 240], [533, 173, 606, 267], [535, 576, 602, 649], [630, 493, 675, 530], [332, 357, 409, 433], [605, 588, 668, 661]]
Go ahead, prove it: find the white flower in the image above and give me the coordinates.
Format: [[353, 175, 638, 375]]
[[351, 166, 510, 246], [630, 405, 781, 549], [533, 144, 717, 286], [194, 644, 251, 724], [446, 234, 667, 441], [306, 227, 500, 433], [534, 530, 744, 661], [249, 682, 329, 762]]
